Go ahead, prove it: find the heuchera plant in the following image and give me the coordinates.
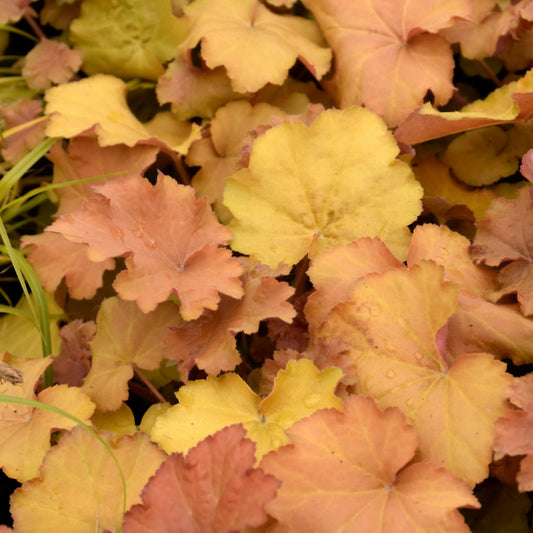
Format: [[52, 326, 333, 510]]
[[1, 0, 533, 531]]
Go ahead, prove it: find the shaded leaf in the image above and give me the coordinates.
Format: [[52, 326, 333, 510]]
[[70, 0, 187, 80], [472, 186, 533, 316], [82, 296, 181, 411]]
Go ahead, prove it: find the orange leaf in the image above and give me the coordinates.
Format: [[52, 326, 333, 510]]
[[304, 0, 471, 126], [122, 425, 280, 532], [260, 395, 479, 532], [46, 173, 243, 318]]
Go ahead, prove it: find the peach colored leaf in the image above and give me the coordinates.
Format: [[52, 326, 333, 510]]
[[178, 0, 331, 93], [321, 261, 512, 486], [47, 136, 159, 216], [81, 296, 181, 411], [0, 0, 34, 23], [46, 173, 243, 318], [0, 354, 95, 482], [305, 237, 403, 334], [472, 187, 533, 316], [123, 425, 280, 533], [45, 74, 201, 152], [22, 231, 116, 300], [520, 148, 533, 183], [224, 106, 423, 267], [408, 224, 499, 296], [260, 395, 479, 533], [303, 0, 471, 126], [164, 258, 295, 378], [150, 359, 343, 460], [21, 138, 157, 299], [0, 99, 47, 164], [22, 38, 82, 90], [494, 374, 533, 491], [395, 68, 533, 145], [10, 427, 166, 533]]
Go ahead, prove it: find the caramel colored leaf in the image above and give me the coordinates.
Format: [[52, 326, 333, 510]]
[[179, 0, 331, 93], [304, 0, 471, 126], [10, 428, 166, 533], [0, 355, 95, 482], [123, 425, 280, 533], [150, 359, 343, 460], [46, 173, 243, 318], [321, 261, 512, 486], [260, 395, 479, 533], [224, 106, 422, 267], [82, 297, 181, 411]]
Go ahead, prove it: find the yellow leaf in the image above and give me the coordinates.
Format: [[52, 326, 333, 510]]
[[45, 74, 201, 151], [150, 359, 343, 460], [224, 106, 423, 266], [91, 403, 137, 436], [0, 294, 62, 359]]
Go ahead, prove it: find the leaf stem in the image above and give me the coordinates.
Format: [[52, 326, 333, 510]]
[[133, 364, 167, 403]]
